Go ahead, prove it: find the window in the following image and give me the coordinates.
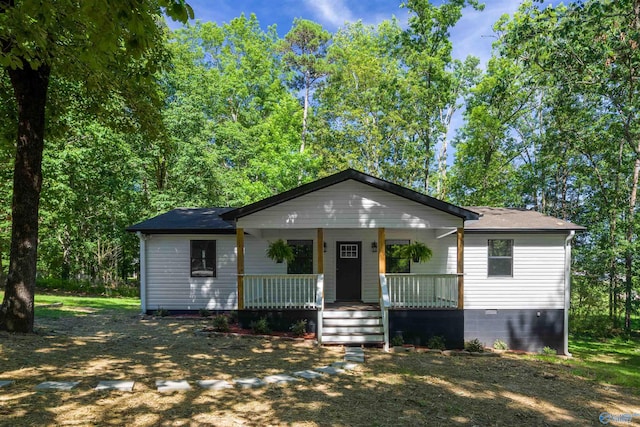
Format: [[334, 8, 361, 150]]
[[340, 244, 358, 259], [488, 239, 513, 277], [287, 240, 313, 274], [386, 240, 410, 273], [190, 240, 216, 277]]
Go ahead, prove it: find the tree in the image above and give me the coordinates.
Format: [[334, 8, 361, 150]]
[[280, 18, 331, 156], [0, 0, 193, 332]]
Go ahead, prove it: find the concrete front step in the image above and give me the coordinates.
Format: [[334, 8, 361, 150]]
[[323, 326, 383, 334], [322, 334, 384, 344], [323, 317, 382, 327], [323, 310, 381, 319]]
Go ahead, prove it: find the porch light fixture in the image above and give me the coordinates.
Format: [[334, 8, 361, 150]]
[[371, 242, 377, 252], [323, 242, 327, 252]]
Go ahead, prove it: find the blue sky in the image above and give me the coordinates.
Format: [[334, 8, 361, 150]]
[[170, 0, 522, 68]]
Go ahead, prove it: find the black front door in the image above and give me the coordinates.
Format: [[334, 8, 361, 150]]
[[336, 241, 362, 301]]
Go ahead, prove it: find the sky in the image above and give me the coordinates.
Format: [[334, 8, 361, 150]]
[[166, 1, 524, 163], [169, 0, 522, 67]]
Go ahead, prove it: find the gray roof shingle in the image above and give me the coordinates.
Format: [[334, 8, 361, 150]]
[[464, 207, 585, 232]]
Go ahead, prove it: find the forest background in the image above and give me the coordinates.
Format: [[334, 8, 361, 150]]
[[1, 0, 638, 336]]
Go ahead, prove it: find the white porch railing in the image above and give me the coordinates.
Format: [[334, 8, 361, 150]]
[[379, 273, 391, 352], [385, 273, 459, 308], [243, 274, 321, 309]]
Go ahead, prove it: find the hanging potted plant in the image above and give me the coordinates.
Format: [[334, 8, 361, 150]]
[[266, 239, 295, 263], [398, 241, 433, 263]]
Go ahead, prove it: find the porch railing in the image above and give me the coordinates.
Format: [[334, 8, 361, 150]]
[[385, 273, 459, 308], [243, 274, 320, 309]]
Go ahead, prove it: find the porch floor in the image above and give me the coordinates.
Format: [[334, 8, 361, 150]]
[[325, 302, 380, 311]]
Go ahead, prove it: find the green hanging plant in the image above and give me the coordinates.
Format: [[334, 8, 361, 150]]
[[266, 239, 295, 263], [398, 241, 433, 263]]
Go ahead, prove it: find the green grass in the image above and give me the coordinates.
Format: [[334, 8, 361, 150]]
[[533, 336, 640, 389], [0, 291, 140, 319]]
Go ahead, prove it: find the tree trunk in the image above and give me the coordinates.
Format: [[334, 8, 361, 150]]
[[624, 152, 640, 332], [0, 63, 50, 333]]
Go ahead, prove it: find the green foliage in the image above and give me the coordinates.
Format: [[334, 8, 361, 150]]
[[212, 315, 230, 332], [541, 346, 556, 356], [154, 308, 170, 317], [250, 317, 271, 335], [199, 308, 211, 317], [464, 338, 484, 353], [289, 319, 307, 337], [391, 333, 405, 347], [266, 239, 295, 263], [397, 241, 433, 263], [493, 339, 508, 350], [36, 278, 139, 298], [427, 335, 446, 350]]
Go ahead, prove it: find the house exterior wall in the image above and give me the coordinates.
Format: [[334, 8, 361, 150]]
[[236, 180, 464, 230], [461, 233, 567, 309], [144, 234, 238, 311]]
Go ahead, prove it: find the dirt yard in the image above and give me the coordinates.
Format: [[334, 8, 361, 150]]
[[1, 310, 639, 426]]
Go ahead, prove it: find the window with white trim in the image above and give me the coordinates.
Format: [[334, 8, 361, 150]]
[[287, 240, 313, 274], [488, 239, 513, 277], [190, 240, 216, 277], [386, 240, 410, 273]]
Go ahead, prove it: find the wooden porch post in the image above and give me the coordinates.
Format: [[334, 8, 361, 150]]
[[237, 227, 244, 310], [378, 228, 385, 297], [457, 227, 464, 309], [317, 228, 324, 274]]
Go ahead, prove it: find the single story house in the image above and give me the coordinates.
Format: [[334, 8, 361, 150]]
[[127, 169, 584, 354]]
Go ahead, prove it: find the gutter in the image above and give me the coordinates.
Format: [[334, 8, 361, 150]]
[[136, 232, 148, 314], [564, 230, 575, 356]]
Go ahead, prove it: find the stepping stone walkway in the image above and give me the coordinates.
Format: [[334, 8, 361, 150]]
[[36, 381, 80, 391], [197, 379, 233, 390], [6, 346, 366, 394], [95, 380, 135, 392], [263, 374, 298, 386], [156, 380, 191, 392]]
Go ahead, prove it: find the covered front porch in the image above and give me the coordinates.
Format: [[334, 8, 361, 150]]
[[234, 226, 465, 348]]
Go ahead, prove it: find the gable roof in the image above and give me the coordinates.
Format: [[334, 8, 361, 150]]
[[465, 207, 586, 232], [126, 207, 236, 234], [220, 168, 479, 222]]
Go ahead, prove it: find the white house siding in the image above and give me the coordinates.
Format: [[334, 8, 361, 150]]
[[145, 234, 237, 311], [461, 233, 567, 309], [237, 180, 463, 230]]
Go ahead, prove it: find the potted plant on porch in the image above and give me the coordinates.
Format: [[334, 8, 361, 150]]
[[398, 241, 433, 263], [266, 239, 295, 263]]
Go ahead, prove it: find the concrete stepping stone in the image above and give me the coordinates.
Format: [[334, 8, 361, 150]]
[[197, 380, 233, 390], [156, 380, 191, 392], [345, 347, 365, 363], [293, 370, 324, 380], [315, 366, 345, 375], [331, 361, 358, 370], [233, 377, 266, 389], [263, 374, 299, 385], [95, 381, 134, 392], [36, 381, 80, 391], [0, 380, 14, 388]]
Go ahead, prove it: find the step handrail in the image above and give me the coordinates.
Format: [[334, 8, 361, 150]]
[[316, 274, 324, 344], [379, 273, 391, 351]]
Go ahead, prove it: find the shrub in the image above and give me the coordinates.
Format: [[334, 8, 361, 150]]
[[199, 308, 211, 317], [464, 338, 484, 353], [250, 317, 271, 335], [493, 339, 509, 350], [154, 307, 169, 317], [391, 333, 404, 347], [427, 335, 446, 350], [289, 319, 307, 337], [36, 277, 139, 298], [212, 315, 230, 332], [542, 346, 556, 356]]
